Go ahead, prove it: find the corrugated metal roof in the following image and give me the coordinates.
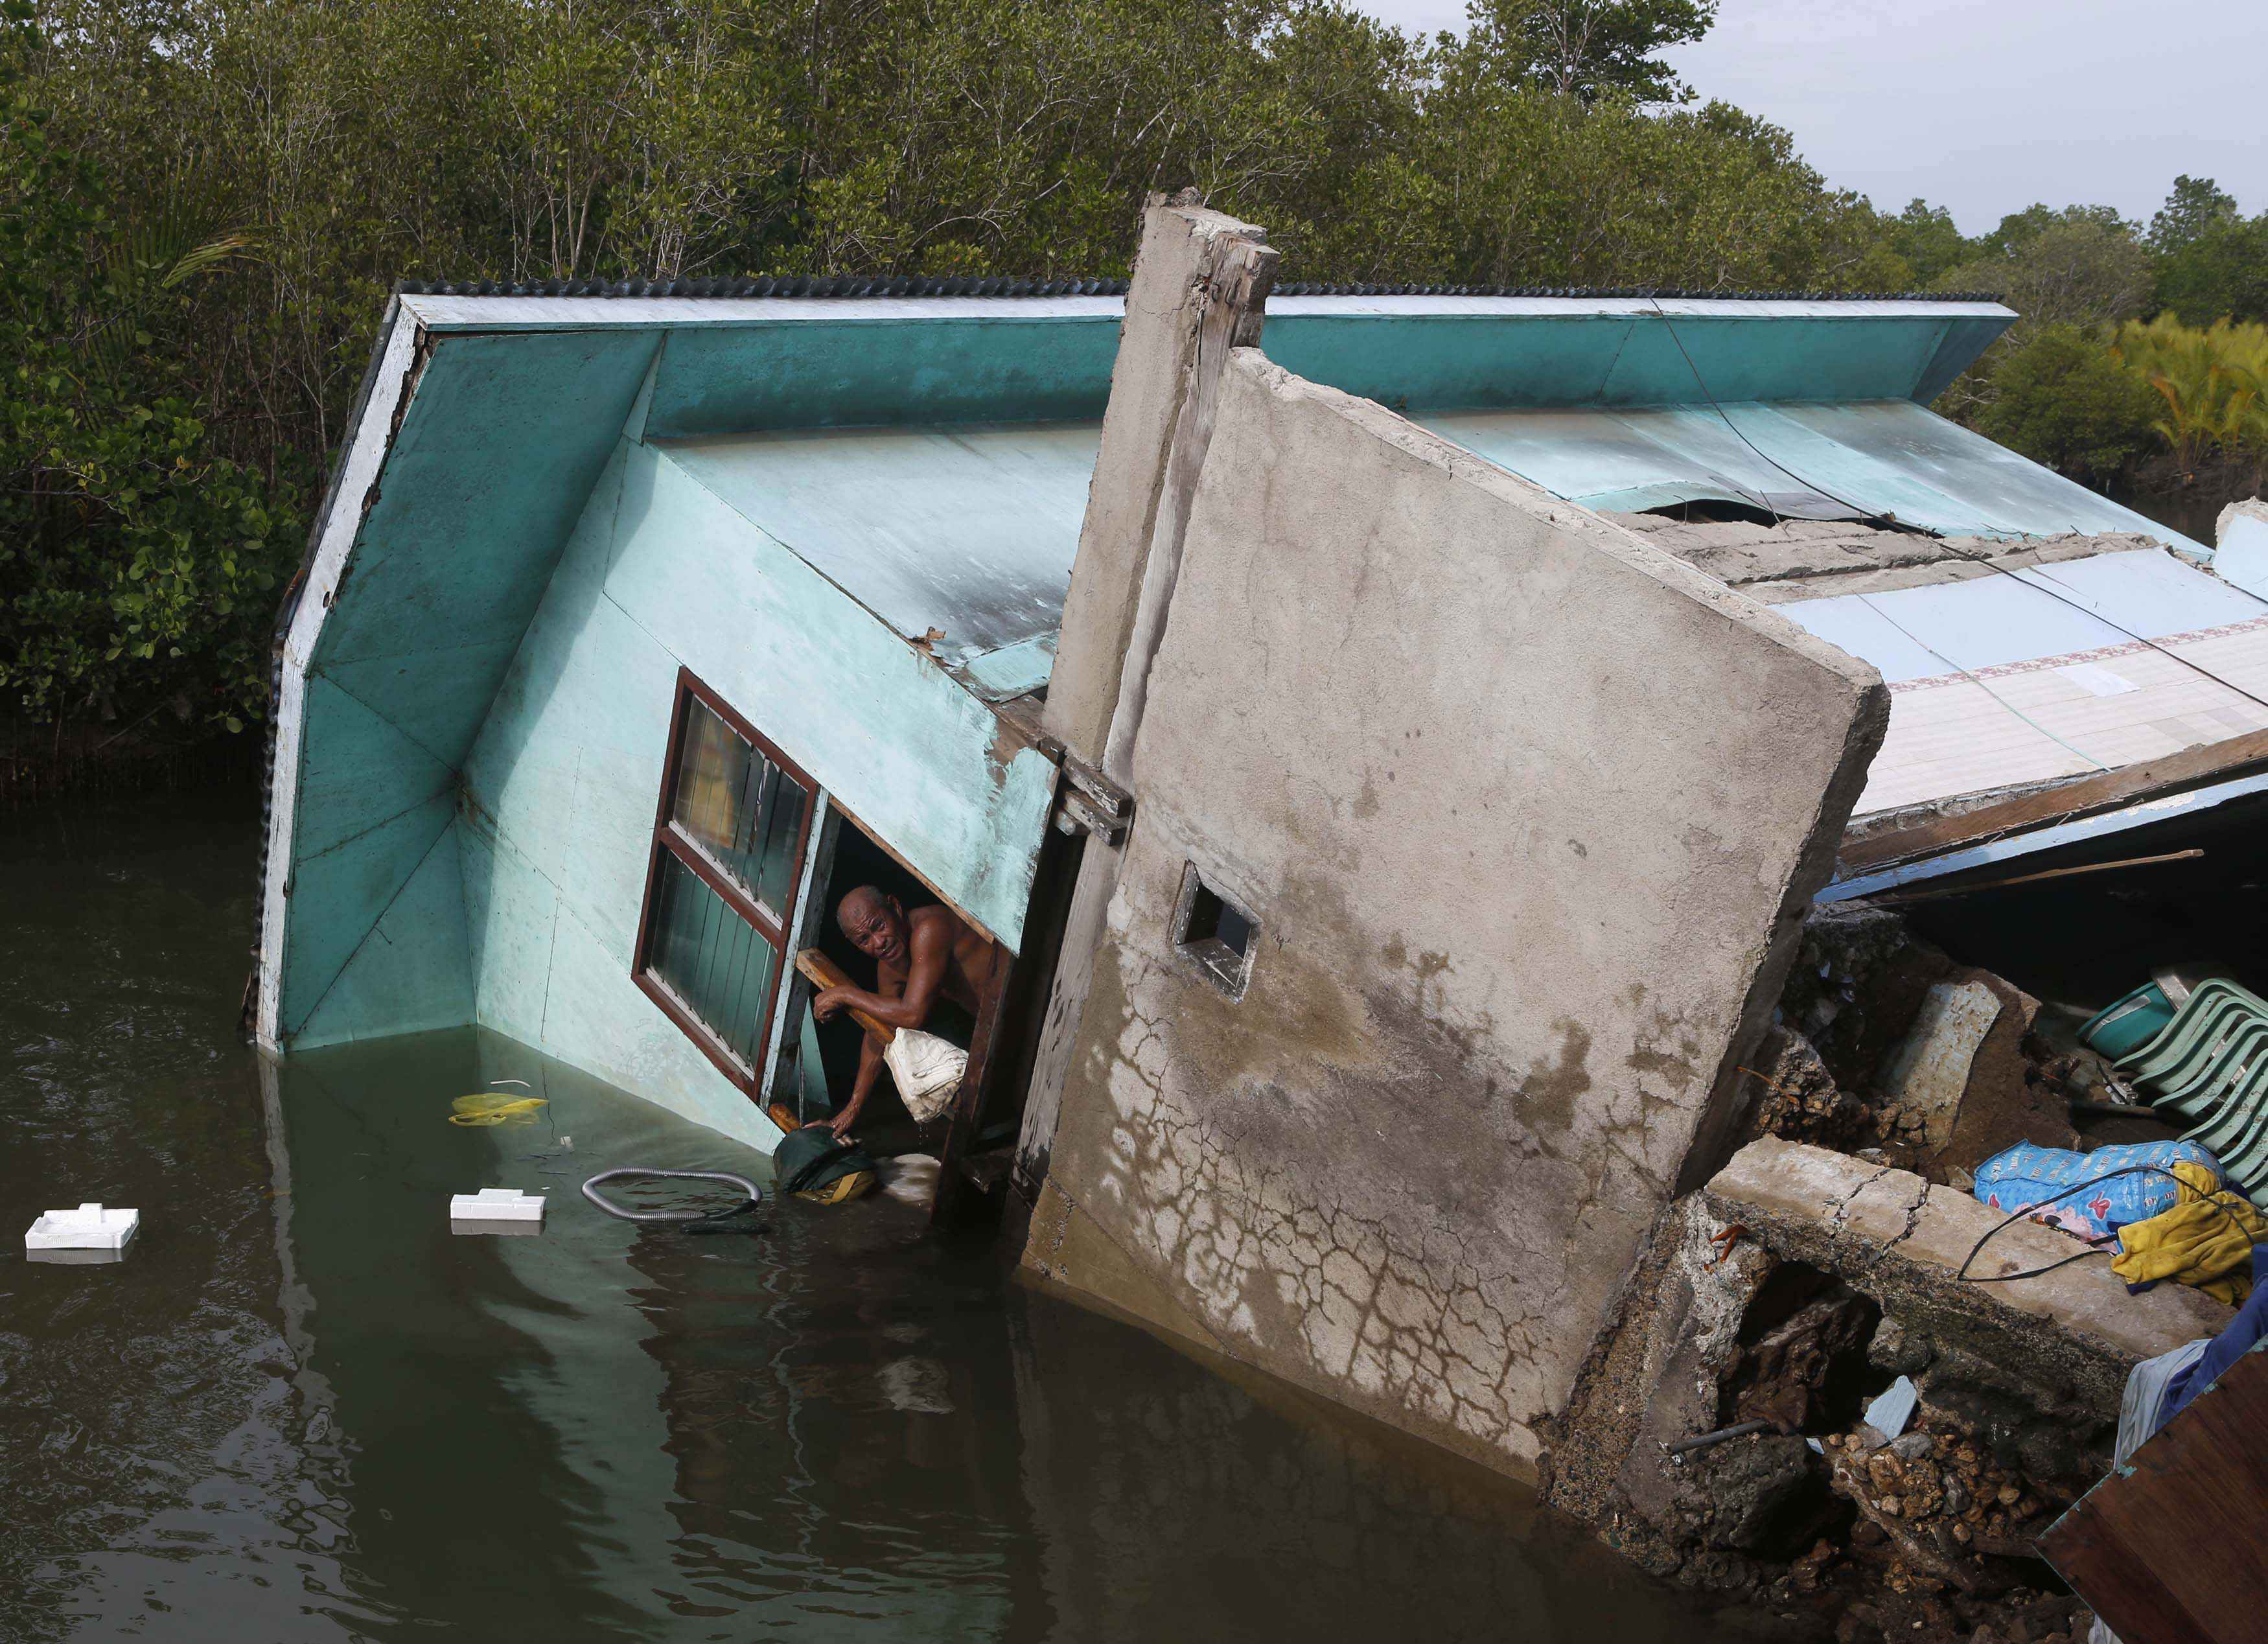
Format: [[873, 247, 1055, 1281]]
[[1422, 400, 2206, 555], [657, 423, 1101, 682], [1776, 549, 2268, 816]]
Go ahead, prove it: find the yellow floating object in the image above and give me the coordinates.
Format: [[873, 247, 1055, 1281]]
[[448, 1093, 549, 1127], [795, 1170, 875, 1206]]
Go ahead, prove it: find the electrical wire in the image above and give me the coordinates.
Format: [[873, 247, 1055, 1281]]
[[1643, 296, 2268, 721], [1853, 590, 2112, 774], [1954, 1162, 2261, 1286]]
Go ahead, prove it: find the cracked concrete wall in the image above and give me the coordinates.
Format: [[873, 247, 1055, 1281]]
[[1024, 349, 1888, 1478]]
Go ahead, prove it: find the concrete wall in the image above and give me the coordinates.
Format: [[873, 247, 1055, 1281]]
[[1025, 350, 1888, 1476]]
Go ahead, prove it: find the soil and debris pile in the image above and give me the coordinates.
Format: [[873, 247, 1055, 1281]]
[[1739, 903, 2168, 1183]]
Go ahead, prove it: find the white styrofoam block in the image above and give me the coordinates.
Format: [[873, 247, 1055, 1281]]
[[26, 1203, 139, 1253], [448, 1187, 544, 1223]]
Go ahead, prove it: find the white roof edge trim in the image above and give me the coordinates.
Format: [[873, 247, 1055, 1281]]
[[398, 292, 2016, 332], [1267, 297, 2015, 321], [255, 302, 425, 1048], [399, 294, 1128, 330]]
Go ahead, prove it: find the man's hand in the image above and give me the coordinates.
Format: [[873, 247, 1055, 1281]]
[[811, 985, 850, 1023], [825, 1102, 862, 1142]]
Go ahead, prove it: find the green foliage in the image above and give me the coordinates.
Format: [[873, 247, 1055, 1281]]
[[2149, 175, 2239, 253], [5, 0, 2267, 758], [2153, 216, 2268, 328], [1971, 325, 2161, 480], [1877, 200, 1969, 288], [1974, 202, 2133, 261], [1940, 214, 2153, 329], [2112, 316, 2268, 468], [1459, 0, 1717, 104], [0, 1, 298, 745]]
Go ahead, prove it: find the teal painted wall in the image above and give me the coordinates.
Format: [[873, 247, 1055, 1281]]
[[1266, 310, 1989, 411], [278, 329, 660, 1044], [450, 436, 1058, 1148]]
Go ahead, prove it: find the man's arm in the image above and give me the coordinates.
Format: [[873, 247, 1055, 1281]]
[[811, 916, 951, 1030], [829, 1032, 887, 1140]]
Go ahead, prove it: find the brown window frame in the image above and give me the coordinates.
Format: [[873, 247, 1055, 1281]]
[[631, 667, 818, 1095]]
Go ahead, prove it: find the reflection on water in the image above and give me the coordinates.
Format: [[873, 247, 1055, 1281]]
[[2107, 480, 2253, 548], [0, 796, 1742, 1640]]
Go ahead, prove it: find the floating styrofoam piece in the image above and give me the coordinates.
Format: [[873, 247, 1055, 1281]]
[[1863, 1375, 1919, 1442], [25, 1203, 139, 1255], [449, 1187, 544, 1231]]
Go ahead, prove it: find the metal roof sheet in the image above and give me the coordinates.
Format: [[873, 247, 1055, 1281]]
[[1775, 549, 2268, 816], [1420, 399, 2206, 555], [656, 422, 1102, 676]]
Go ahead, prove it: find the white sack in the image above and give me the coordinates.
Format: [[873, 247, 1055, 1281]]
[[885, 1030, 967, 1122]]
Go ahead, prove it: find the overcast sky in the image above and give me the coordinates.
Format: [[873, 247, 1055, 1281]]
[[1348, 0, 2265, 233]]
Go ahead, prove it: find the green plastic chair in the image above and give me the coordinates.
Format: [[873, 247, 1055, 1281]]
[[2120, 982, 2264, 1085], [2147, 1016, 2268, 1122], [2127, 1005, 2260, 1113], [2181, 1048, 2268, 1156], [2198, 1080, 2268, 1196]]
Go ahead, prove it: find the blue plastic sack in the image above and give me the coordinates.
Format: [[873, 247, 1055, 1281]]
[[1973, 1140, 2225, 1240]]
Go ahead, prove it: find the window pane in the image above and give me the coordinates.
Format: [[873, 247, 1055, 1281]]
[[670, 698, 808, 918], [647, 851, 779, 1070]]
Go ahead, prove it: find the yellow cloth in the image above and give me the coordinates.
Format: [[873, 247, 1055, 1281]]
[[2111, 1162, 2268, 1305]]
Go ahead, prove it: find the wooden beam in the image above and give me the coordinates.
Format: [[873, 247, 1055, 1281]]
[[1868, 849, 2204, 905], [793, 949, 895, 1045], [933, 936, 1013, 1229], [1841, 730, 2268, 875]]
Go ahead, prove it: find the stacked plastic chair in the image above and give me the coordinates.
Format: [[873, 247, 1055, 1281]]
[[2092, 978, 2268, 1200]]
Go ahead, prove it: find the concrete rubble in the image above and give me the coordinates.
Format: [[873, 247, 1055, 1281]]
[[1743, 903, 2085, 1185], [1544, 1139, 2228, 1639], [1542, 927, 2235, 1644]]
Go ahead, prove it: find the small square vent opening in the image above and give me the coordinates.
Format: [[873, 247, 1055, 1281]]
[[1176, 868, 1256, 997]]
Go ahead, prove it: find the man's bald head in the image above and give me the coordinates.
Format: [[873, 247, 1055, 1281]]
[[837, 885, 907, 962]]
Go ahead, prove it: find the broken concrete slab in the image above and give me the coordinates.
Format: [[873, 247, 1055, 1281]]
[[2210, 497, 2268, 602], [1028, 343, 1890, 1483], [1603, 514, 2155, 605], [1877, 978, 2002, 1153], [1707, 1139, 2228, 1365]]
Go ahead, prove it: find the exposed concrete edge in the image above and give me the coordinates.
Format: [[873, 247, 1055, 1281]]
[[1706, 1139, 2229, 1369], [1043, 200, 1273, 770], [1539, 1192, 1755, 1528], [1738, 535, 2147, 605], [1020, 1179, 1547, 1485]]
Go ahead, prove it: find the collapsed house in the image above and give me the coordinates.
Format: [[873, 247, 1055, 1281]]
[[253, 202, 2268, 1634]]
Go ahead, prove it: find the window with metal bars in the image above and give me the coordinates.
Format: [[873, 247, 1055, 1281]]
[[632, 670, 815, 1090]]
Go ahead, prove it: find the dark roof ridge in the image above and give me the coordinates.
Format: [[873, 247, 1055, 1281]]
[[393, 275, 2006, 304]]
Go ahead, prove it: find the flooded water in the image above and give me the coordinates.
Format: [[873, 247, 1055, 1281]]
[[0, 795, 1747, 1641]]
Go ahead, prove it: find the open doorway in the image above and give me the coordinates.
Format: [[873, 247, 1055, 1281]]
[[763, 793, 1081, 1224], [774, 813, 979, 1157]]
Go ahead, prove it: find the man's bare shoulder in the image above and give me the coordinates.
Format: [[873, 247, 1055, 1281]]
[[907, 903, 959, 938]]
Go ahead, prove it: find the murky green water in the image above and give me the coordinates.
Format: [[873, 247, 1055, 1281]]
[[0, 796, 1743, 1641]]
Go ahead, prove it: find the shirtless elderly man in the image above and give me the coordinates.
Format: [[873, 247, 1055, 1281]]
[[810, 886, 998, 1139]]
